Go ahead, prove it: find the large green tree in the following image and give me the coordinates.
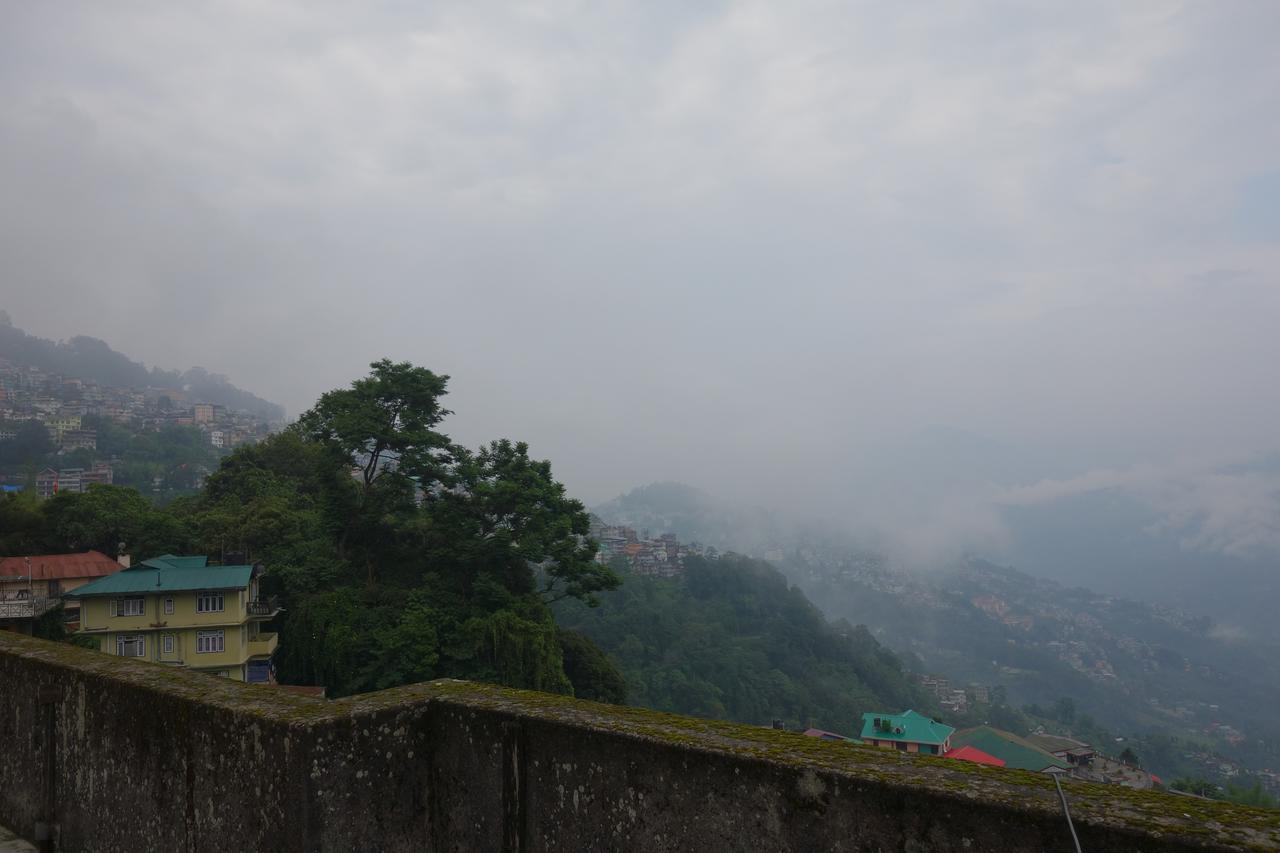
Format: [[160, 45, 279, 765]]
[[188, 359, 620, 699], [40, 484, 191, 559]]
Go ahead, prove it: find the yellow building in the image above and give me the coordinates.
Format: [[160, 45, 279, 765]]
[[44, 415, 82, 443], [66, 555, 281, 682]]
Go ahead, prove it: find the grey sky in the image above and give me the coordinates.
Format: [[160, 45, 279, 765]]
[[3, 2, 1279, 567]]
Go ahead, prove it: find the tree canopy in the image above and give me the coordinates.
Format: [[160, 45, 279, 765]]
[[190, 360, 621, 698]]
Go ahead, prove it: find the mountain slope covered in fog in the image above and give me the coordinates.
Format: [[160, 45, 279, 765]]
[[598, 482, 1280, 777], [0, 312, 284, 420]]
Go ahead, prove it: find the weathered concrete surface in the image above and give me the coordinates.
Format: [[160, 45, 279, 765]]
[[0, 824, 37, 853], [1, 631, 1277, 853]]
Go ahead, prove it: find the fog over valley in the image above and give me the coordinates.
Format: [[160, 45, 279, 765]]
[[5, 4, 1279, 604], [5, 2, 1280, 827]]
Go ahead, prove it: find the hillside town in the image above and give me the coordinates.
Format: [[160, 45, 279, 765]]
[[588, 516, 720, 577], [0, 357, 273, 496]]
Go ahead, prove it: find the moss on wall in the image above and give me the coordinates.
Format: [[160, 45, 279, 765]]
[[1, 631, 1276, 853]]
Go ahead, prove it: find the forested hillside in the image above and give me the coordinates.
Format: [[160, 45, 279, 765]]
[[556, 553, 933, 733], [5, 359, 942, 737]]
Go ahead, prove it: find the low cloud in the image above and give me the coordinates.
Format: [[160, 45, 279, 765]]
[[989, 457, 1280, 562]]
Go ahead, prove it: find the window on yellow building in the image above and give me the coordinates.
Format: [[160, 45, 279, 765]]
[[163, 634, 175, 655], [112, 597, 145, 617], [196, 592, 224, 613], [164, 597, 174, 615], [116, 635, 145, 657], [197, 630, 224, 653]]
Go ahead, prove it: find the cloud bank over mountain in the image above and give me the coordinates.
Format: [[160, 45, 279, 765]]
[[3, 2, 1279, 586]]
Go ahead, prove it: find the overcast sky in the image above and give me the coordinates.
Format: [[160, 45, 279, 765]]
[[3, 2, 1279, 564]]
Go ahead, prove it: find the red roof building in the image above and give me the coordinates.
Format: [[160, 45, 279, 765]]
[[0, 551, 125, 632], [944, 745, 1007, 767], [0, 551, 123, 582]]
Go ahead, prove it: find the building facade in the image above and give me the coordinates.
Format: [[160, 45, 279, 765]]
[[0, 551, 125, 633], [859, 710, 955, 755], [66, 555, 281, 682]]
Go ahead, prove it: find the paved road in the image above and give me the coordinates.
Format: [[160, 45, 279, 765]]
[[0, 825, 35, 853]]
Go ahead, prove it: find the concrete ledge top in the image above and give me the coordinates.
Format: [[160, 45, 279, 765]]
[[4, 630, 1279, 851], [0, 824, 37, 853]]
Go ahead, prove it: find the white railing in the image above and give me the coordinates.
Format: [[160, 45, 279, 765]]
[[0, 596, 57, 620]]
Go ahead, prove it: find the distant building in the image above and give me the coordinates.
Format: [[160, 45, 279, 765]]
[[44, 415, 82, 443], [945, 745, 1006, 767], [57, 468, 84, 494], [860, 710, 955, 755], [0, 551, 126, 633], [1026, 733, 1096, 768], [193, 403, 215, 423], [35, 468, 59, 500], [209, 429, 225, 448], [81, 462, 114, 488], [948, 727, 1070, 774], [66, 554, 282, 682], [60, 428, 97, 451]]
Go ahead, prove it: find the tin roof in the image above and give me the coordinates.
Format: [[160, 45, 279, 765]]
[[949, 727, 1070, 773], [64, 555, 255, 597], [944, 745, 1006, 767], [0, 551, 122, 581], [859, 710, 955, 746]]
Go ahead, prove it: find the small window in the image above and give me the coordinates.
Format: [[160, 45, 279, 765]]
[[116, 635, 145, 657], [163, 634, 175, 655], [163, 597, 174, 615], [196, 630, 225, 654], [196, 591, 224, 613], [115, 597, 145, 617], [895, 741, 907, 752]]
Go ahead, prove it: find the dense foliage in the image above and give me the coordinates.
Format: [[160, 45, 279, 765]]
[[555, 554, 934, 732], [1171, 777, 1278, 808], [3, 359, 623, 700], [191, 360, 623, 697]]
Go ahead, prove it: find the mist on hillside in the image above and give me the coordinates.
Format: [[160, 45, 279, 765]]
[[4, 3, 1279, 614]]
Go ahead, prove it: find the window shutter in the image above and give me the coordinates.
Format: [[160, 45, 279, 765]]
[[109, 599, 116, 617]]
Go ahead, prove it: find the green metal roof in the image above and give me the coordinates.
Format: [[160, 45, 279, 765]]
[[859, 710, 955, 745], [65, 556, 254, 597], [948, 727, 1070, 773], [141, 554, 212, 570]]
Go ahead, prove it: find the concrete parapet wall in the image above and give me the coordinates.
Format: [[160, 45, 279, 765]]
[[1, 631, 1277, 852]]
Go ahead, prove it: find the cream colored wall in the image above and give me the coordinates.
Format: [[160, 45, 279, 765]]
[[80, 587, 258, 680], [173, 588, 248, 625], [98, 624, 250, 673], [79, 589, 247, 632]]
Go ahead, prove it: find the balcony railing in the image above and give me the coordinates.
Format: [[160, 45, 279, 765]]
[[246, 596, 281, 618], [0, 596, 57, 621], [246, 632, 278, 659]]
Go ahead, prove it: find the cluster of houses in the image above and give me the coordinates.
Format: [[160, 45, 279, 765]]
[[587, 518, 719, 577], [0, 360, 276, 497], [802, 708, 1174, 790], [0, 550, 281, 683], [0, 359, 271, 456], [919, 674, 991, 714]]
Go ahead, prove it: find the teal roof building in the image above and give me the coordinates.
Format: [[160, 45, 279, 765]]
[[64, 555, 256, 598], [860, 710, 955, 755]]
